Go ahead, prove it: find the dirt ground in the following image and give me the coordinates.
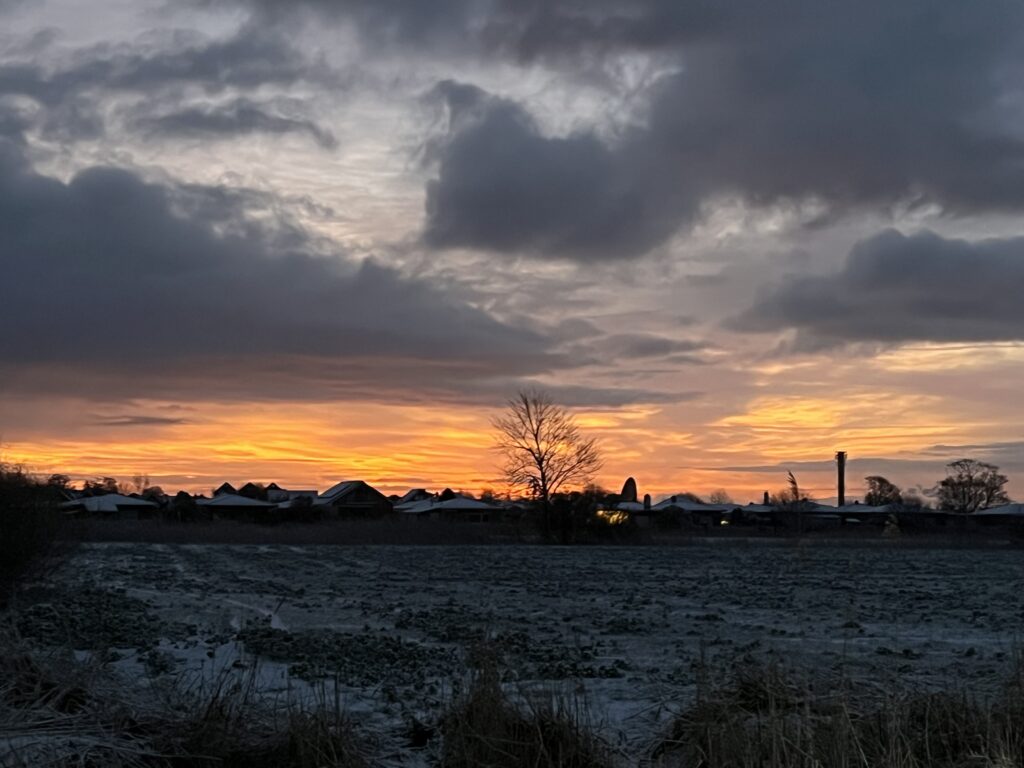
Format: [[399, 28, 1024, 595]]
[[14, 541, 1024, 758]]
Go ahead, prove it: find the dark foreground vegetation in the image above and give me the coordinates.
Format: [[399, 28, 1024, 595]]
[[4, 462, 1024, 765], [0, 465, 63, 605], [4, 635, 1024, 767]]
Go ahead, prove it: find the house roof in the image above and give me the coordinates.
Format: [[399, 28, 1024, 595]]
[[61, 493, 158, 513], [396, 499, 435, 514], [397, 497, 498, 514], [975, 503, 1024, 517], [319, 480, 390, 504], [651, 496, 732, 513], [434, 497, 498, 512], [197, 493, 274, 507], [319, 480, 361, 501], [832, 503, 894, 515], [615, 501, 647, 512], [397, 488, 431, 504]]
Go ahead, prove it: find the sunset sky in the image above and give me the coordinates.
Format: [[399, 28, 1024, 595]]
[[2, 1, 1024, 502]]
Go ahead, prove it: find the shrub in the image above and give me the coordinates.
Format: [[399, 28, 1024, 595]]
[[0, 464, 63, 602]]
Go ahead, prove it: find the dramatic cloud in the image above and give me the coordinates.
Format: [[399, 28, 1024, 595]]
[[410, 1, 1024, 260], [731, 229, 1024, 346], [422, 80, 688, 260], [0, 26, 335, 142], [136, 98, 338, 149], [0, 137, 568, 402], [14, 1, 1022, 261]]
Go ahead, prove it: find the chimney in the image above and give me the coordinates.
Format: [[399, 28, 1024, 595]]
[[643, 493, 651, 511], [763, 490, 770, 505], [836, 451, 847, 507]]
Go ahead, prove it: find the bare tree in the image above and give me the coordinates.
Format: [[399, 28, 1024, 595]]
[[492, 389, 602, 541], [708, 489, 733, 505]]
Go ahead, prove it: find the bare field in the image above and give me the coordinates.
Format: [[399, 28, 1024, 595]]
[[13, 542, 1024, 760]]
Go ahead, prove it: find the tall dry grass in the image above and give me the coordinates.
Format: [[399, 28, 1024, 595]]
[[440, 664, 614, 768], [0, 634, 373, 768], [652, 659, 1024, 768]]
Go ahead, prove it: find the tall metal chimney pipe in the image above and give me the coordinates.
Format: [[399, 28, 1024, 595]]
[[836, 451, 847, 507]]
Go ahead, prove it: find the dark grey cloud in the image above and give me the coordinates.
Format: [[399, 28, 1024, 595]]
[[919, 441, 1024, 473], [136, 98, 338, 149], [730, 229, 1024, 347], [11, 1, 1022, 261], [0, 26, 335, 142], [91, 414, 192, 427], [589, 333, 707, 360], [195, 0, 479, 48], [532, 383, 701, 408], [0, 137, 569, 403], [407, 1, 1024, 260], [0, 29, 325, 101], [422, 80, 688, 260], [0, 100, 30, 142]]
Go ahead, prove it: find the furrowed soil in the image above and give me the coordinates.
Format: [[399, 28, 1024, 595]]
[[12, 542, 1024, 760]]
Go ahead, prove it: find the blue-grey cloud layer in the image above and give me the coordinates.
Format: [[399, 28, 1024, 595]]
[[228, 1, 1024, 261], [0, 135, 563, 401], [731, 230, 1024, 346]]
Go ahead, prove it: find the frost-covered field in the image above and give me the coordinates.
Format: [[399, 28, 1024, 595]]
[[16, 542, 1024, 757]]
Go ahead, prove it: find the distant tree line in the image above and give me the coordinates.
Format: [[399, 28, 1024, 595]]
[[767, 458, 1011, 514]]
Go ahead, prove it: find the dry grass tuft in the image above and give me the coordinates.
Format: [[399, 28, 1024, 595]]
[[440, 665, 613, 768], [0, 634, 373, 767], [154, 668, 371, 768], [653, 659, 1024, 768]]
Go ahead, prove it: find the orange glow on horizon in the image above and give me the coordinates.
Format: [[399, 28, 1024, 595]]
[[3, 384, 1021, 503]]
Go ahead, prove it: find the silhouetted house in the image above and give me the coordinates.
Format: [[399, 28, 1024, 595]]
[[649, 495, 732, 527], [435, 497, 500, 522], [396, 488, 433, 506], [829, 502, 894, 524], [237, 482, 268, 500], [974, 503, 1024, 517], [396, 495, 500, 522], [213, 482, 237, 497], [61, 493, 158, 520], [395, 491, 435, 515], [197, 493, 276, 520], [974, 503, 1024, 527], [267, 486, 317, 504], [317, 480, 392, 517], [396, 498, 435, 517]]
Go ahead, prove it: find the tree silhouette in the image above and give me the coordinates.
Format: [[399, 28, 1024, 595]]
[[708, 489, 733, 505], [492, 389, 602, 541], [935, 459, 1009, 513], [864, 475, 903, 506]]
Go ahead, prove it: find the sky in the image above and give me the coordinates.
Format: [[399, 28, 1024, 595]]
[[2, 0, 1024, 502]]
